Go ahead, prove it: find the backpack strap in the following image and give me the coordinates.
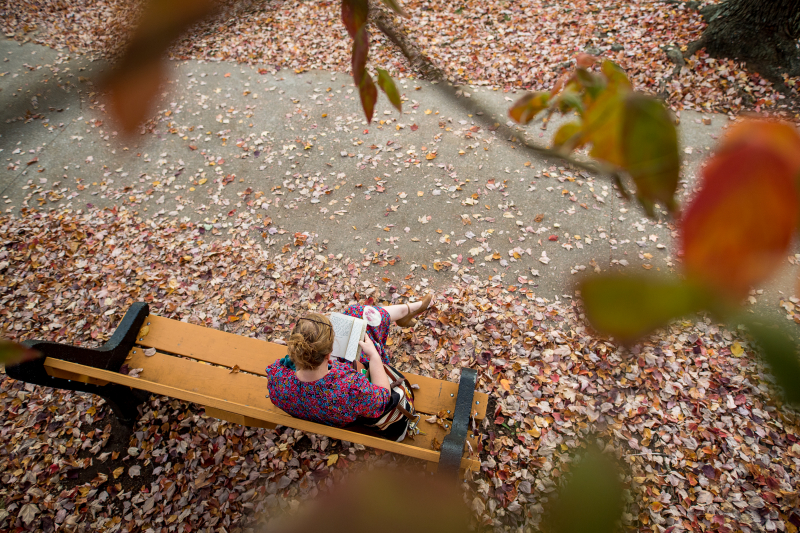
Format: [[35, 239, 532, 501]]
[[396, 401, 417, 421]]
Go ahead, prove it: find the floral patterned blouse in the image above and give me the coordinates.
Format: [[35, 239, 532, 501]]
[[266, 358, 390, 427]]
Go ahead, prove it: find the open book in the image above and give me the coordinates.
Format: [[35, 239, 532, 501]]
[[329, 313, 367, 362]]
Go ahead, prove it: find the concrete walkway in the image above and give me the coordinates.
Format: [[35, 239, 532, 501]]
[[1, 37, 795, 317]]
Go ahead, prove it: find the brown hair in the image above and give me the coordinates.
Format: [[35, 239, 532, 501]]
[[287, 313, 335, 371]]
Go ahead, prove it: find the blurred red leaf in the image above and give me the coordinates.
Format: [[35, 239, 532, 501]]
[[717, 120, 800, 183], [351, 27, 369, 87], [681, 126, 800, 299], [341, 0, 369, 39], [508, 91, 550, 125], [103, 0, 217, 135], [576, 53, 598, 68]]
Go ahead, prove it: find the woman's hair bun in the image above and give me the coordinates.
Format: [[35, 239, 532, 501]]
[[286, 313, 335, 371]]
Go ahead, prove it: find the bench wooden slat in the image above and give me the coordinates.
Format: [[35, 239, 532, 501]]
[[139, 315, 287, 372], [136, 315, 488, 419], [44, 357, 480, 470], [204, 406, 277, 430]]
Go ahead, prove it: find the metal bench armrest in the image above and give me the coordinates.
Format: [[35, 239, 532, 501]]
[[438, 367, 478, 478], [5, 302, 150, 423]]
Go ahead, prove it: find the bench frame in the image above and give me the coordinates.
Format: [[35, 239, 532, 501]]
[[6, 303, 480, 478]]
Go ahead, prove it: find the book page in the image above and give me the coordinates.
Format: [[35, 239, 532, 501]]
[[344, 318, 367, 362], [329, 313, 353, 360]]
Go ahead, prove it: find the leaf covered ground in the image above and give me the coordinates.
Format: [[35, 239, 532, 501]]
[[1, 208, 800, 532], [1, 0, 798, 118]]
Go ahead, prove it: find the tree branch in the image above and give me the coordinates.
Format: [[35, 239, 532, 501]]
[[369, 2, 609, 177]]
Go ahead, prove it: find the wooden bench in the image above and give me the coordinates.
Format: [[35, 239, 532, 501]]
[[6, 303, 487, 477]]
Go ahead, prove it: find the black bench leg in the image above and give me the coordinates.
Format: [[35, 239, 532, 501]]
[[438, 367, 477, 479], [5, 302, 151, 427]]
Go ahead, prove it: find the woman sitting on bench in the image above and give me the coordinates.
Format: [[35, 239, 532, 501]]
[[266, 297, 432, 437]]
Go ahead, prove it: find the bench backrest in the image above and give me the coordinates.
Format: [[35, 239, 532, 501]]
[[44, 314, 487, 471]]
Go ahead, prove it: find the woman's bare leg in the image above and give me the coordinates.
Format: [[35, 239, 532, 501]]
[[382, 301, 424, 322]]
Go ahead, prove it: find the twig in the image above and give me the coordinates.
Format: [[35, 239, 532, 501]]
[[369, 2, 610, 177]]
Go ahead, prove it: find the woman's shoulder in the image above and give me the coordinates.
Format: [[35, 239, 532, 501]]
[[328, 360, 377, 390], [326, 360, 367, 385], [327, 359, 357, 377], [266, 358, 295, 381]]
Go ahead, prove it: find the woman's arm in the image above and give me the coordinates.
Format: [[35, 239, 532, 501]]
[[359, 337, 390, 390]]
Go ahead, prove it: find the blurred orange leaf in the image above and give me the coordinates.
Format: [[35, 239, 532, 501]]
[[718, 120, 800, 184], [508, 91, 550, 124], [583, 90, 626, 168], [576, 53, 598, 68], [600, 59, 632, 91], [681, 124, 800, 299], [106, 60, 166, 136]]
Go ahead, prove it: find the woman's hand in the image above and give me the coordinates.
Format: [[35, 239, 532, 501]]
[[358, 336, 379, 360], [359, 336, 390, 390]]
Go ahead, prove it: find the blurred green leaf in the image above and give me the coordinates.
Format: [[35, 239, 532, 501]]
[[601, 60, 632, 91], [358, 71, 377, 124], [380, 0, 407, 17], [0, 340, 39, 366], [553, 121, 582, 151], [611, 173, 632, 202], [555, 89, 584, 114], [743, 319, 800, 407], [508, 91, 550, 124], [622, 94, 679, 217], [575, 67, 605, 100], [376, 68, 402, 112], [543, 446, 623, 533], [580, 274, 709, 344]]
